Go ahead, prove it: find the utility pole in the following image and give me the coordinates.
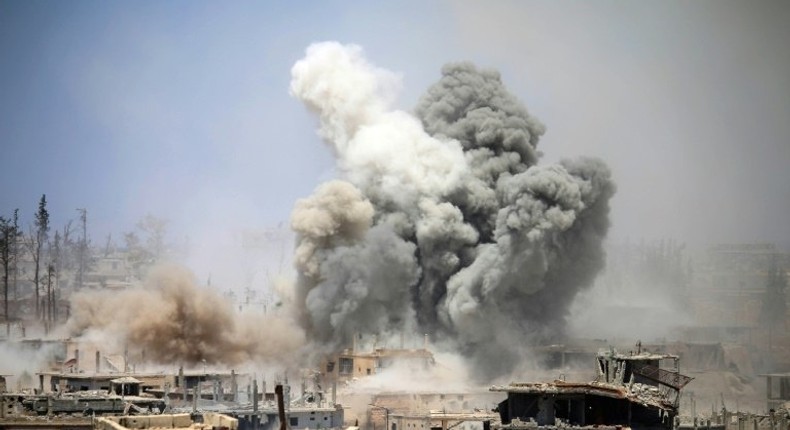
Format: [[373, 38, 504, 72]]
[[52, 231, 60, 324], [11, 210, 18, 311], [76, 208, 87, 290]]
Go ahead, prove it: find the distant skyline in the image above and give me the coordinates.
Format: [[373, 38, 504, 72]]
[[2, 1, 789, 260]]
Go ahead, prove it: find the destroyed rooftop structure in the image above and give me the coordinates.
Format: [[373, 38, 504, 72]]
[[36, 369, 243, 402], [0, 367, 249, 419], [1, 377, 345, 430], [491, 349, 693, 430], [0, 336, 343, 429]]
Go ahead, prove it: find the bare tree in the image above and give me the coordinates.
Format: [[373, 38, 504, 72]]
[[45, 263, 54, 326], [124, 214, 169, 279], [123, 231, 146, 279], [27, 195, 50, 319], [11, 211, 19, 303], [59, 221, 74, 282], [137, 214, 168, 262], [76, 208, 86, 289], [49, 230, 62, 323], [1, 209, 20, 326]]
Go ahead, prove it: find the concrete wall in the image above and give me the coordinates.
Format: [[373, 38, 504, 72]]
[[204, 412, 239, 430], [95, 413, 238, 430]]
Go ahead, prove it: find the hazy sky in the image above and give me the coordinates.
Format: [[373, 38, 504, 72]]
[[1, 1, 789, 254]]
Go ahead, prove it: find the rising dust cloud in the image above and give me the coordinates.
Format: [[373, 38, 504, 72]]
[[67, 264, 306, 367]]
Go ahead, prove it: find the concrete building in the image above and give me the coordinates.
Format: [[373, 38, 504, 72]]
[[763, 372, 790, 411], [322, 347, 434, 383]]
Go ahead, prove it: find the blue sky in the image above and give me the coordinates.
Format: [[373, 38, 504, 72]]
[[1, 0, 789, 257]]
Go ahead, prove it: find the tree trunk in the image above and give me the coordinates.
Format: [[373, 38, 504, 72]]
[[34, 262, 40, 320], [53, 275, 58, 323], [3, 270, 8, 323], [46, 268, 50, 322]]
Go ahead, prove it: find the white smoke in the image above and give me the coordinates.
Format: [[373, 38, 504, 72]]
[[290, 41, 468, 209]]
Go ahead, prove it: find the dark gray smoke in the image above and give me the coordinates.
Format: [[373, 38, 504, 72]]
[[290, 42, 615, 379]]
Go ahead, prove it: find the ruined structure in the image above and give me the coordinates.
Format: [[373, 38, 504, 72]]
[[763, 372, 790, 412], [491, 350, 693, 430]]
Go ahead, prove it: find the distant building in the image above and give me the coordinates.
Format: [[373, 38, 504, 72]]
[[321, 346, 434, 383], [691, 243, 789, 325], [85, 254, 135, 290], [763, 372, 790, 411]]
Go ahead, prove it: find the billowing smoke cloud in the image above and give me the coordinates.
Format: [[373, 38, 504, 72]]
[[67, 264, 306, 367], [290, 42, 615, 380]]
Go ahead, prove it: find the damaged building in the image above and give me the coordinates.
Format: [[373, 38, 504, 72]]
[[763, 372, 790, 412], [491, 350, 693, 430], [321, 337, 435, 383]]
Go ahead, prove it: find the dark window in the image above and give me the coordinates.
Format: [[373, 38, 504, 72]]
[[290, 417, 299, 426], [339, 358, 353, 375]]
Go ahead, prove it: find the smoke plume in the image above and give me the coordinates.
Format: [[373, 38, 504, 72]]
[[67, 264, 306, 367], [289, 42, 615, 379]]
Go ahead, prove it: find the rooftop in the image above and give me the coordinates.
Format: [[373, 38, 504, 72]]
[[490, 381, 674, 412]]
